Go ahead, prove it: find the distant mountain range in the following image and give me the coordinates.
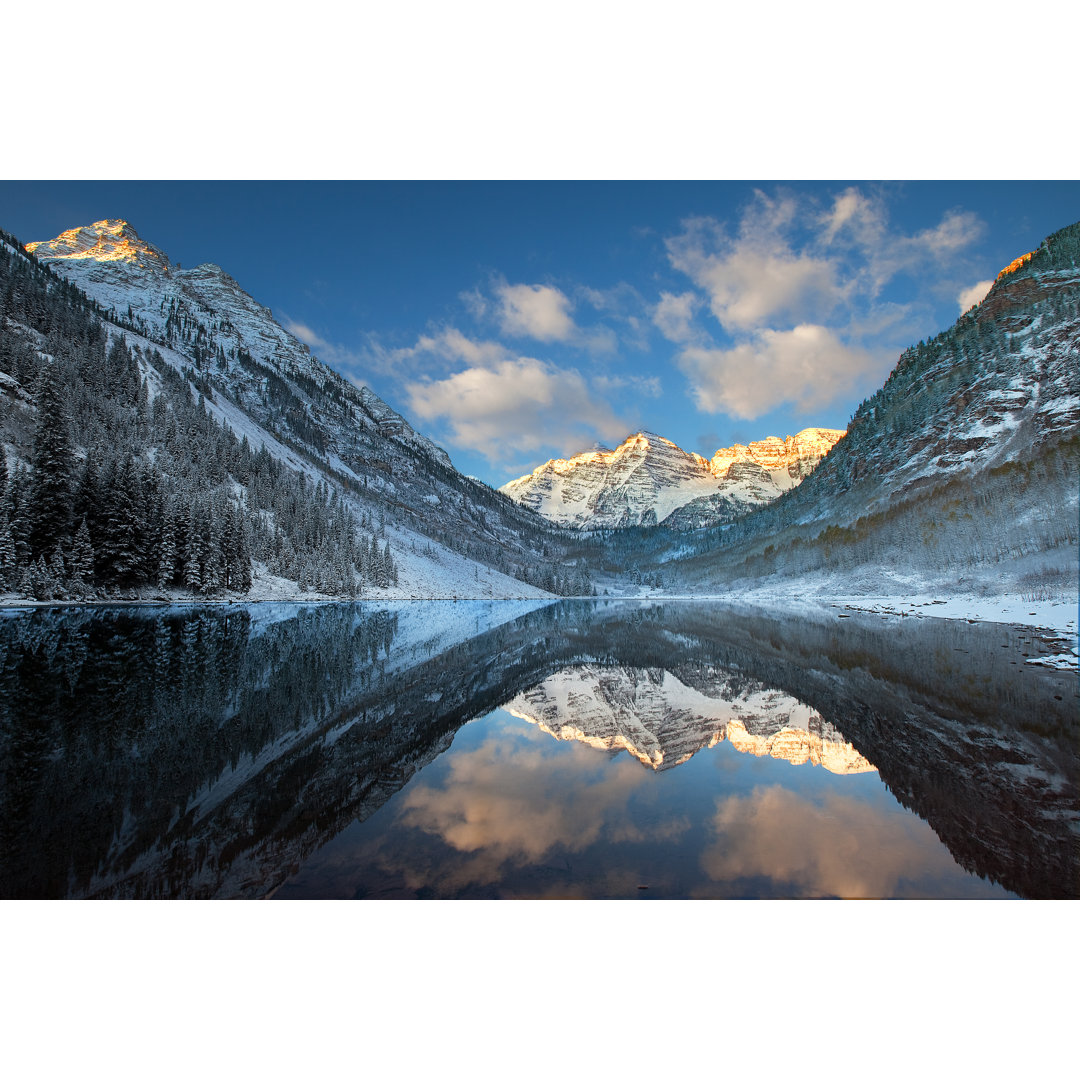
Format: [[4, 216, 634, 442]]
[[500, 428, 843, 529]]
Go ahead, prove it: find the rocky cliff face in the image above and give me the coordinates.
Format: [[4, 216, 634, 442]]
[[501, 427, 844, 530], [27, 219, 171, 271], [504, 663, 875, 774]]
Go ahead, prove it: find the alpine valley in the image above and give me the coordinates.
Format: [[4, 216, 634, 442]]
[[1, 210, 1078, 902], [1, 217, 1078, 608]]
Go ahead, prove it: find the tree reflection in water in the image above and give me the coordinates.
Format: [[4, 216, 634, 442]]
[[0, 600, 1075, 898]]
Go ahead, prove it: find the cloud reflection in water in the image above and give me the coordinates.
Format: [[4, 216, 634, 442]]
[[698, 785, 988, 898]]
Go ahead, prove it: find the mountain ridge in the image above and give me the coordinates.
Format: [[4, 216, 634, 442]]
[[2, 220, 596, 600], [501, 426, 843, 529], [627, 220, 1080, 599]]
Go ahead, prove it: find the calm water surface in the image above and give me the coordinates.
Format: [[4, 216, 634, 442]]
[[1, 600, 1076, 899]]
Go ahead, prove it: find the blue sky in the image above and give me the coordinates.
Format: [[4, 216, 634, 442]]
[[2, 181, 1076, 486]]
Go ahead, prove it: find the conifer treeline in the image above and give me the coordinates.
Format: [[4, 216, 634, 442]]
[[0, 232, 397, 600]]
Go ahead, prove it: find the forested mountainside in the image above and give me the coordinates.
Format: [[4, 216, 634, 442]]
[[602, 222, 1080, 597], [1, 223, 595, 601], [501, 428, 842, 530]]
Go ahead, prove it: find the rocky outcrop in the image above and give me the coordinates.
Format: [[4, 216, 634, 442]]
[[709, 428, 842, 480], [27, 219, 171, 271]]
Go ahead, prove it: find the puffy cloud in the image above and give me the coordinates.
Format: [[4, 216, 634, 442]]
[[677, 323, 879, 419], [405, 354, 629, 463], [699, 785, 966, 898], [455, 279, 618, 353], [409, 327, 512, 367], [659, 187, 989, 422], [665, 203, 842, 332], [652, 290, 704, 344], [496, 281, 577, 342], [665, 188, 987, 340], [957, 279, 994, 313]]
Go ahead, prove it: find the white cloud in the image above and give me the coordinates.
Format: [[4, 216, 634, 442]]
[[664, 188, 988, 343], [665, 202, 842, 332], [817, 186, 890, 250], [496, 281, 577, 342], [658, 187, 990, 422], [652, 290, 703, 344], [816, 188, 986, 295], [956, 279, 994, 313], [454, 279, 618, 353], [677, 323, 879, 419], [916, 208, 986, 257], [405, 354, 629, 463], [409, 327, 512, 367]]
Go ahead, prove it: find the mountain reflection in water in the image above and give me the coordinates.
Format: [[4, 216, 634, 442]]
[[505, 664, 876, 773], [0, 600, 1076, 899]]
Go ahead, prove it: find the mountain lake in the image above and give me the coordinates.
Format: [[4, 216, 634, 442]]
[[1, 599, 1076, 900]]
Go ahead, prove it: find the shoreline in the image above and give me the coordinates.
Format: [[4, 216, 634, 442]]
[[2, 588, 1076, 647]]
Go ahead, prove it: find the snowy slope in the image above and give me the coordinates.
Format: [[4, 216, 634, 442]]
[[501, 428, 843, 529], [659, 222, 1080, 601], [28, 220, 452, 468], [23, 220, 590, 598]]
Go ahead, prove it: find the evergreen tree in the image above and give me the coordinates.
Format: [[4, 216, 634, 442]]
[[158, 508, 177, 591], [69, 519, 95, 595], [29, 365, 75, 559], [98, 456, 140, 585]]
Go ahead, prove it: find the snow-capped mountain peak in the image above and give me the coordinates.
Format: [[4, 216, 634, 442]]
[[26, 219, 171, 273], [501, 426, 844, 530]]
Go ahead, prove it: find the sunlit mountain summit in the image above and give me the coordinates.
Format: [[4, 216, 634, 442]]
[[500, 428, 844, 530]]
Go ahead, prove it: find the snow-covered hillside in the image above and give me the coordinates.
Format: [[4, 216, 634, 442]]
[[501, 427, 843, 529], [654, 222, 1080, 601], [16, 220, 595, 599], [27, 220, 453, 469]]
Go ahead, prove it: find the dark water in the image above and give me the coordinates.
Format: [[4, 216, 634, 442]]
[[0, 600, 1076, 899]]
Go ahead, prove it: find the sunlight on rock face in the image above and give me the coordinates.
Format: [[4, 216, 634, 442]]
[[699, 785, 959, 898], [996, 250, 1035, 280]]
